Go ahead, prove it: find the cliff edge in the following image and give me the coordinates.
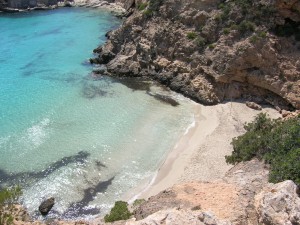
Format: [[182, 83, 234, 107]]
[[94, 0, 300, 110]]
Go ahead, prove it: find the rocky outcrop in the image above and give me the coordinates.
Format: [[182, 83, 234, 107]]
[[130, 159, 300, 225], [255, 180, 300, 225], [38, 197, 55, 216], [0, 0, 58, 10], [95, 0, 300, 110], [128, 209, 232, 225], [132, 159, 270, 225]]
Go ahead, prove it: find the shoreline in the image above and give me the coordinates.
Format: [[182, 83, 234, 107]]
[[125, 101, 281, 202]]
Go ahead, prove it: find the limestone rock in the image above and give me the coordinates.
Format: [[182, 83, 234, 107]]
[[246, 101, 262, 110], [94, 0, 300, 110], [129, 209, 232, 225], [255, 180, 300, 225]]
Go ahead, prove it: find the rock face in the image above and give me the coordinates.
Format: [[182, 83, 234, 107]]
[[0, 0, 57, 9], [128, 209, 232, 225], [95, 0, 300, 110], [133, 159, 270, 225], [38, 197, 55, 216], [255, 180, 300, 225]]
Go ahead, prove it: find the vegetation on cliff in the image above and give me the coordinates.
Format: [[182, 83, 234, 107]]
[[0, 186, 22, 225], [226, 113, 300, 185], [104, 201, 132, 222]]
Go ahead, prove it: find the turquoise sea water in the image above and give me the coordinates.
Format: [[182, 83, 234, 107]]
[[0, 8, 194, 220]]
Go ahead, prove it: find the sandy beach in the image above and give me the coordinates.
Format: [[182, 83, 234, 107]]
[[129, 101, 281, 200]]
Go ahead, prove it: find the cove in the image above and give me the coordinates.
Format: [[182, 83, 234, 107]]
[[0, 8, 194, 220]]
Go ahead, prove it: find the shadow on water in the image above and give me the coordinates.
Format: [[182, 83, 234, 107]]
[[146, 91, 180, 107], [22, 69, 54, 77], [0, 151, 90, 189], [81, 75, 115, 99], [81, 83, 109, 99], [41, 72, 82, 85], [38, 27, 63, 37], [62, 177, 115, 218]]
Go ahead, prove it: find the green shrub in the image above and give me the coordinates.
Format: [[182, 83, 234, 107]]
[[223, 28, 230, 35], [0, 186, 22, 225], [258, 31, 267, 38], [226, 113, 300, 184], [214, 14, 222, 22], [195, 36, 206, 47], [230, 24, 239, 31], [238, 20, 255, 34], [148, 0, 163, 12], [220, 8, 230, 21], [0, 186, 22, 205], [104, 201, 132, 222], [208, 44, 216, 49], [137, 2, 148, 11], [143, 9, 153, 17], [269, 148, 300, 184], [187, 32, 197, 40], [250, 34, 258, 43]]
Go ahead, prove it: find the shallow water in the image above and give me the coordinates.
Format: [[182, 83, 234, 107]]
[[0, 8, 194, 220]]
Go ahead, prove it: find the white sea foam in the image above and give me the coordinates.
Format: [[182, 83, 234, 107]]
[[184, 118, 196, 135], [23, 118, 50, 148]]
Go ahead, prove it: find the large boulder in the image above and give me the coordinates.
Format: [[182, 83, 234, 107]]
[[38, 197, 55, 216], [255, 180, 300, 225]]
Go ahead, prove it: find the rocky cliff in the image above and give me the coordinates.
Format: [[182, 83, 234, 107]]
[[0, 0, 58, 9], [94, 0, 300, 110]]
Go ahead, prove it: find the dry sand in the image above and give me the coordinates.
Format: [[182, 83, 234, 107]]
[[130, 101, 281, 200]]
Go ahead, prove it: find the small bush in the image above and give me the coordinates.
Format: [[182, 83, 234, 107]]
[[214, 14, 222, 22], [195, 36, 206, 47], [208, 44, 216, 49], [238, 20, 255, 34], [104, 201, 132, 222], [250, 35, 258, 43], [223, 28, 230, 35], [226, 113, 300, 185], [258, 31, 267, 38], [230, 24, 239, 31], [187, 32, 197, 40], [148, 0, 163, 12], [220, 5, 231, 21], [137, 2, 148, 11], [143, 9, 153, 17], [0, 186, 22, 205]]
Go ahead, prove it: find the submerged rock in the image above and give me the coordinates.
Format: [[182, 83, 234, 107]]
[[39, 197, 55, 216]]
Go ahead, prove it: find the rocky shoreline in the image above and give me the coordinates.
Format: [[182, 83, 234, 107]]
[[0, 0, 128, 15], [1, 0, 300, 224], [92, 0, 300, 111]]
